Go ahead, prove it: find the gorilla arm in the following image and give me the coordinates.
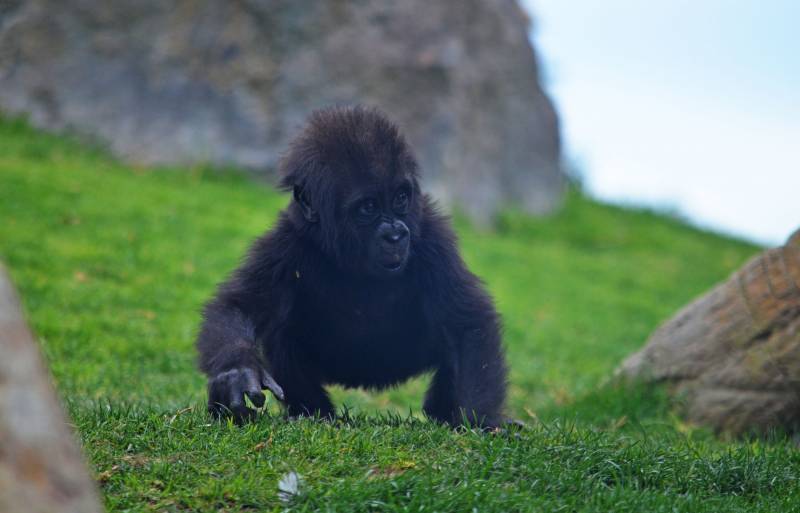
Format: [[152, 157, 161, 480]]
[[196, 232, 288, 422], [416, 203, 508, 428]]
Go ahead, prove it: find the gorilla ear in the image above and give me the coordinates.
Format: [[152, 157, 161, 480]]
[[293, 185, 319, 223]]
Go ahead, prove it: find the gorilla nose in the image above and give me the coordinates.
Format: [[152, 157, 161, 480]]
[[380, 221, 409, 244]]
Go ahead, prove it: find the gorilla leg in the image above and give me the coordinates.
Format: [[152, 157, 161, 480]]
[[268, 346, 334, 419], [280, 375, 334, 419], [423, 330, 506, 428]]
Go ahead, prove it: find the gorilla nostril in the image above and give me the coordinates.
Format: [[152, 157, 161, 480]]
[[386, 225, 409, 244], [383, 231, 405, 244]]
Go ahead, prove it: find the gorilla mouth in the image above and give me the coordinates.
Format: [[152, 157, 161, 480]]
[[382, 260, 404, 271], [378, 253, 407, 273]]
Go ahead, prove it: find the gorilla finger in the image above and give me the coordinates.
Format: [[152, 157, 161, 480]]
[[241, 368, 267, 407], [207, 400, 223, 418], [261, 369, 285, 401], [208, 400, 233, 420], [245, 389, 266, 408], [208, 383, 229, 418], [231, 404, 257, 425], [227, 378, 247, 411], [504, 418, 527, 430]]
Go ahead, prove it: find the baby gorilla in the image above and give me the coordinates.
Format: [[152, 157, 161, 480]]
[[197, 106, 508, 428]]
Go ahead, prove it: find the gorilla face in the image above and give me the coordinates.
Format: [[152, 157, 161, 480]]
[[348, 180, 413, 278], [292, 171, 418, 279]]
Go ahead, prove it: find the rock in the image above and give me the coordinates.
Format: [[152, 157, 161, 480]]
[[618, 228, 800, 435], [789, 228, 800, 247], [0, 0, 563, 223], [0, 266, 103, 513]]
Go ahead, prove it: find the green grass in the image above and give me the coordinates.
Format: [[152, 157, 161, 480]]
[[2, 116, 797, 512]]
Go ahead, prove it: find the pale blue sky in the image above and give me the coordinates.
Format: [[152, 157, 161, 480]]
[[522, 0, 799, 244]]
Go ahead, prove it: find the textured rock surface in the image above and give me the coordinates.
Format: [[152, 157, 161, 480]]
[[0, 0, 563, 222], [618, 228, 800, 435], [0, 266, 103, 513]]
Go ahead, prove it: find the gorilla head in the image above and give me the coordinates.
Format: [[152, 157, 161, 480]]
[[279, 106, 422, 278]]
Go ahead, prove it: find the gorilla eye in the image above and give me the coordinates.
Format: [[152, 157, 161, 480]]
[[393, 190, 410, 213], [358, 199, 379, 218]]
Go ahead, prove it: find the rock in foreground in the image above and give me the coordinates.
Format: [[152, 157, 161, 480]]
[[0, 266, 102, 513], [618, 229, 800, 435]]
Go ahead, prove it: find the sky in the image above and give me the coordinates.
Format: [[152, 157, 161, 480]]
[[521, 0, 800, 245]]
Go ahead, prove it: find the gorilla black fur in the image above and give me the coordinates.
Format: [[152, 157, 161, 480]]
[[197, 106, 508, 427]]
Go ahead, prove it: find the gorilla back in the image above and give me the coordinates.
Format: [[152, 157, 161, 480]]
[[197, 105, 508, 427]]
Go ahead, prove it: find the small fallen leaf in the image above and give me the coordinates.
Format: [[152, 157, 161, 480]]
[[96, 465, 119, 484], [367, 460, 416, 480], [278, 471, 303, 503]]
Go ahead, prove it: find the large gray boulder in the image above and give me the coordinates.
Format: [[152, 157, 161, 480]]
[[0, 265, 103, 513], [0, 0, 563, 222], [618, 228, 800, 435]]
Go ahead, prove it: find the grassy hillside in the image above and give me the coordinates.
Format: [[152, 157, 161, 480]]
[[2, 117, 798, 512]]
